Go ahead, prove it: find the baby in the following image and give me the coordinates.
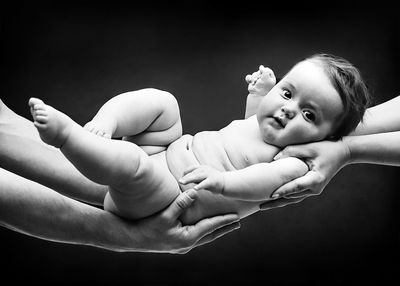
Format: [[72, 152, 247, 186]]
[[28, 53, 370, 224]]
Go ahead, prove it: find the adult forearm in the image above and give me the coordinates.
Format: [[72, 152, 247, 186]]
[[353, 95, 400, 135], [0, 132, 107, 205], [344, 131, 400, 166], [0, 168, 142, 251]]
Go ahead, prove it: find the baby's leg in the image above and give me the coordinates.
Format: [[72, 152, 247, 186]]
[[84, 88, 182, 146], [245, 65, 276, 96], [29, 98, 179, 218]]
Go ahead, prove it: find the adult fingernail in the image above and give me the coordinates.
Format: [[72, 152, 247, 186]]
[[271, 193, 280, 199], [186, 189, 197, 199], [234, 222, 241, 229], [273, 152, 282, 160]]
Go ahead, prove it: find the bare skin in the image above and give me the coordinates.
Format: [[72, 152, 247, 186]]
[[0, 99, 241, 253], [28, 59, 342, 226]]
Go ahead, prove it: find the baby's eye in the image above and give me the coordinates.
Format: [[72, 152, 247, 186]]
[[281, 89, 292, 99], [303, 110, 316, 122]]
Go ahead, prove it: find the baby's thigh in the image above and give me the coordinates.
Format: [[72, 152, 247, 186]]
[[105, 151, 181, 219], [125, 91, 183, 146]]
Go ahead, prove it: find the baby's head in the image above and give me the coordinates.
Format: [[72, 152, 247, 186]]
[[256, 53, 371, 147]]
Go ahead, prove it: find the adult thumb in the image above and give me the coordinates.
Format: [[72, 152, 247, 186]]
[[163, 189, 198, 221], [274, 145, 311, 160]]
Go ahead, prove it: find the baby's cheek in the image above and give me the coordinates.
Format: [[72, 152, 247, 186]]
[[286, 126, 313, 145]]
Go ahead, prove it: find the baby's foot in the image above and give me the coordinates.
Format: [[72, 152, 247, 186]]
[[29, 98, 74, 148], [245, 65, 276, 96], [83, 117, 116, 139]]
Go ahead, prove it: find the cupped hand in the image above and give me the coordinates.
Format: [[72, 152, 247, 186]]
[[134, 189, 240, 254], [269, 140, 350, 200]]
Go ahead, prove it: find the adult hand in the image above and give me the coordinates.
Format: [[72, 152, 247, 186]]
[[125, 189, 240, 254], [270, 140, 350, 199], [259, 140, 350, 211]]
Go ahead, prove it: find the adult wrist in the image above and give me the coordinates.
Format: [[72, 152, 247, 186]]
[[84, 209, 136, 252], [341, 136, 354, 166]]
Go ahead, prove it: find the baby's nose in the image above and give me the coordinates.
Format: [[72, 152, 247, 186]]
[[281, 106, 296, 119]]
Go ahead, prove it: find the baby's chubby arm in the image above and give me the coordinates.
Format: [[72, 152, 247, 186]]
[[179, 158, 309, 201]]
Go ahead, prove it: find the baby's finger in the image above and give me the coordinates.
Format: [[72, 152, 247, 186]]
[[194, 179, 211, 191], [179, 172, 206, 185], [182, 165, 200, 176]]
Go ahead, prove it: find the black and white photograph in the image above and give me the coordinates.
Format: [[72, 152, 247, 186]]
[[1, 1, 399, 285]]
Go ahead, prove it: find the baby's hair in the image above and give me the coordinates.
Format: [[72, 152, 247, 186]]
[[305, 53, 372, 139]]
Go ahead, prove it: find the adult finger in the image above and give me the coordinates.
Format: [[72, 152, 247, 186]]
[[194, 221, 241, 247], [189, 214, 240, 243], [284, 189, 318, 199], [162, 190, 198, 221], [260, 196, 305, 211], [271, 171, 320, 198], [274, 144, 314, 161]]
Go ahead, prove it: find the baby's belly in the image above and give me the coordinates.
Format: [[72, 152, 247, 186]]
[[166, 134, 266, 225]]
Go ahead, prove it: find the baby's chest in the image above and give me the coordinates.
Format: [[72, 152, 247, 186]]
[[223, 129, 279, 169], [238, 137, 278, 167]]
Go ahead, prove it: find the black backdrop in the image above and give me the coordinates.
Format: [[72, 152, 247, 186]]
[[1, 2, 399, 285]]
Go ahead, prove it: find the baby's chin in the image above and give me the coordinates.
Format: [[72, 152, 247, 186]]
[[262, 135, 310, 149], [261, 133, 286, 148]]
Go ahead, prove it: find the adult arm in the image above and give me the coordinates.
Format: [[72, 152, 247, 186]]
[[0, 167, 240, 253], [0, 102, 108, 205], [264, 95, 400, 203]]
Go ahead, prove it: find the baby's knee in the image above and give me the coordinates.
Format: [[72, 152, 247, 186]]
[[150, 89, 182, 132], [157, 89, 180, 115]]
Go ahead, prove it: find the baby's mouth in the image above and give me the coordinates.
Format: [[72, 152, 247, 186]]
[[273, 116, 285, 128]]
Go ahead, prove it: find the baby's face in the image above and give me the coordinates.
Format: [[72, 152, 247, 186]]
[[256, 60, 343, 147]]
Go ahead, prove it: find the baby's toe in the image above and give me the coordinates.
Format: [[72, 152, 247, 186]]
[[29, 97, 45, 108], [84, 122, 95, 132], [33, 114, 48, 125], [103, 133, 112, 139]]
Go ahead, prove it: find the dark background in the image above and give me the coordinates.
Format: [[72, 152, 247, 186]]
[[1, 1, 399, 285]]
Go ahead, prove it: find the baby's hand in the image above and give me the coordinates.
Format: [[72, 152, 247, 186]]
[[179, 165, 225, 194], [245, 65, 276, 96], [83, 119, 115, 139]]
